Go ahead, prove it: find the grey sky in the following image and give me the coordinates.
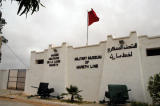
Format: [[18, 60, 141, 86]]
[[1, 0, 160, 69]]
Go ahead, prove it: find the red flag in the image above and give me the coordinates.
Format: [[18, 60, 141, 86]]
[[88, 9, 99, 26]]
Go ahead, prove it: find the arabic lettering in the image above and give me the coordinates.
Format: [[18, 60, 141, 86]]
[[110, 51, 133, 60], [107, 43, 137, 53]]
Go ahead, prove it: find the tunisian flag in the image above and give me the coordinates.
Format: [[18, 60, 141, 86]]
[[88, 9, 99, 26]]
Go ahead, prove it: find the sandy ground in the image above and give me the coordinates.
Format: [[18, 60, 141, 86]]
[[0, 99, 34, 106], [0, 97, 107, 106], [1, 90, 129, 106], [0, 89, 106, 106], [0, 89, 76, 106], [0, 97, 69, 106]]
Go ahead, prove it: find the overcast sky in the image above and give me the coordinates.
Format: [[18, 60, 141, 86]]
[[1, 0, 160, 69]]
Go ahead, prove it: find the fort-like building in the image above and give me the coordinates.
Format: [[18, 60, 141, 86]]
[[1, 31, 160, 103]]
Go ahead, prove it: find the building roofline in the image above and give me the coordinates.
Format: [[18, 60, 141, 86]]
[[138, 35, 160, 39], [31, 31, 160, 53]]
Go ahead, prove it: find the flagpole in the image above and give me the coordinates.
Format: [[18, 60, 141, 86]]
[[86, 10, 88, 46]]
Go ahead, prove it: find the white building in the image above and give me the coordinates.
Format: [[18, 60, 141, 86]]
[[23, 31, 160, 103]]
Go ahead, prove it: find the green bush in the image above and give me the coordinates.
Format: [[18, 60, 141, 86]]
[[148, 72, 160, 105], [61, 85, 83, 102], [131, 101, 149, 106]]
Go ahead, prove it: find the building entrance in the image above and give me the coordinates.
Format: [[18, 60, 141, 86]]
[[7, 69, 26, 90]]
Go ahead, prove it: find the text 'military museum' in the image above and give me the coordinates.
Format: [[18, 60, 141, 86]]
[[24, 31, 160, 103]]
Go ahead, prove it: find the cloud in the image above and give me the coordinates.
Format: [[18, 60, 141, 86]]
[[1, 0, 160, 69]]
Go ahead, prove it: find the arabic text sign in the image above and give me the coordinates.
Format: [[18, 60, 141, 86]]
[[107, 43, 137, 53], [107, 43, 137, 60], [110, 52, 132, 60]]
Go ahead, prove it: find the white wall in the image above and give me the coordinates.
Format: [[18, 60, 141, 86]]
[[138, 36, 160, 103], [25, 50, 47, 95], [42, 43, 68, 95], [67, 42, 106, 101], [99, 32, 145, 102], [0, 70, 9, 89], [24, 31, 160, 103], [25, 43, 68, 96]]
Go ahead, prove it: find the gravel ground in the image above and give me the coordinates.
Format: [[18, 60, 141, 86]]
[[0, 99, 34, 106], [0, 98, 106, 106], [0, 89, 107, 106]]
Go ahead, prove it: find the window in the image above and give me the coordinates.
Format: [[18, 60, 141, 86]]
[[35, 59, 44, 64], [146, 48, 160, 56]]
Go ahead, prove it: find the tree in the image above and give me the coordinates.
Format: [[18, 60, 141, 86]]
[[0, 11, 6, 34], [148, 72, 160, 105], [0, 36, 8, 63], [0, 0, 43, 63], [0, 0, 44, 33], [62, 85, 83, 102], [0, 0, 44, 16]]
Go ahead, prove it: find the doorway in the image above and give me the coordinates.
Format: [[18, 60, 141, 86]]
[[7, 69, 26, 90]]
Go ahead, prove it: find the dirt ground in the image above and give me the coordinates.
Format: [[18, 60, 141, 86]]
[[0, 97, 68, 106], [0, 99, 33, 106], [0, 89, 77, 106], [0, 90, 125, 106], [0, 96, 108, 106]]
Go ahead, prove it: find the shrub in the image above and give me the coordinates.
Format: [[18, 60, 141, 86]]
[[148, 72, 160, 105], [131, 101, 149, 106], [61, 85, 83, 102]]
